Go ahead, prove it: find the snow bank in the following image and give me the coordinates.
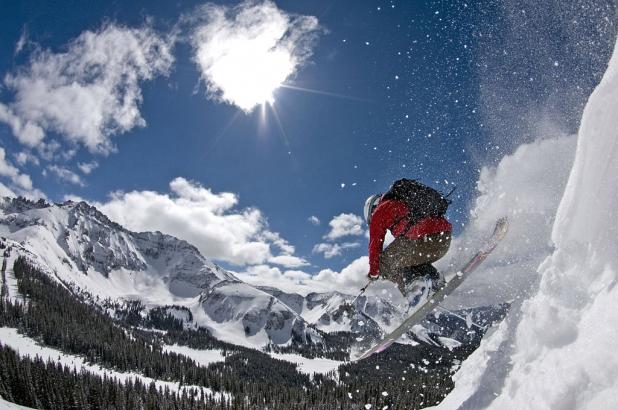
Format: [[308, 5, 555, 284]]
[[0, 396, 34, 409], [269, 352, 342, 376], [436, 35, 618, 409]]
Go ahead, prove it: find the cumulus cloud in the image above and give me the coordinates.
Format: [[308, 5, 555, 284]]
[[77, 161, 99, 175], [0, 148, 45, 199], [235, 256, 372, 295], [189, 0, 321, 112], [0, 147, 33, 191], [267, 254, 308, 268], [308, 215, 320, 225], [0, 183, 16, 198], [324, 213, 364, 240], [235, 264, 313, 294], [96, 177, 306, 267], [0, 104, 45, 147], [0, 24, 174, 154], [312, 242, 360, 259], [14, 151, 39, 166], [47, 165, 85, 187]]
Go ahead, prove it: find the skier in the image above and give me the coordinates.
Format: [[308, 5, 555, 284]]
[[363, 179, 452, 306]]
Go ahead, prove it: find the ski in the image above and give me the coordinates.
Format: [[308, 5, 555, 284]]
[[351, 217, 509, 361]]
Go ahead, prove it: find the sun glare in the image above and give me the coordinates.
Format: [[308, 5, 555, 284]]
[[203, 39, 295, 113]]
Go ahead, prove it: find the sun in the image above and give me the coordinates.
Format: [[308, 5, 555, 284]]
[[200, 38, 296, 113]]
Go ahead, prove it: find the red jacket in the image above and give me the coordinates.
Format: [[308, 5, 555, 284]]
[[368, 198, 452, 275]]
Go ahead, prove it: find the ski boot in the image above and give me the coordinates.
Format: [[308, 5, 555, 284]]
[[403, 276, 433, 309], [401, 264, 443, 310]]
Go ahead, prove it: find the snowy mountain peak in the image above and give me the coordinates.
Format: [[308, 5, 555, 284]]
[[0, 197, 367, 347]]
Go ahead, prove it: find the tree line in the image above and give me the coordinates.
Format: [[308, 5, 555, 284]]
[[0, 256, 468, 409]]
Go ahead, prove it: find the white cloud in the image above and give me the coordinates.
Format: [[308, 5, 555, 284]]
[[0, 103, 45, 147], [312, 242, 360, 259], [258, 229, 295, 255], [14, 151, 39, 166], [47, 165, 85, 187], [235, 264, 314, 294], [14, 27, 29, 55], [0, 24, 174, 154], [235, 256, 384, 296], [0, 182, 16, 198], [95, 177, 305, 267], [77, 161, 99, 175], [308, 215, 320, 225], [0, 147, 33, 191], [312, 257, 370, 293], [324, 213, 364, 240], [267, 254, 309, 268], [189, 0, 321, 112], [0, 148, 45, 199]]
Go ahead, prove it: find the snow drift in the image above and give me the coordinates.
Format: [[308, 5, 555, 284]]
[[436, 35, 618, 409]]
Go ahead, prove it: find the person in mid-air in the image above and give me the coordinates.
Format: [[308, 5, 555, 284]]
[[364, 178, 452, 306]]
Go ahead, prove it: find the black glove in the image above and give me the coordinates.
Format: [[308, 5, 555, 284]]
[[367, 272, 380, 281]]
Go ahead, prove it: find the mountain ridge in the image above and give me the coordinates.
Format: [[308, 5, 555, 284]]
[[0, 196, 396, 348]]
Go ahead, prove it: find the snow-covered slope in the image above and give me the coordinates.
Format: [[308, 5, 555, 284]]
[[0, 198, 319, 347], [259, 286, 401, 333], [0, 396, 34, 410], [437, 35, 618, 409]]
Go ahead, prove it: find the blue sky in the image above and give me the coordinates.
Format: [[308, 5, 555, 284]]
[[0, 0, 614, 286]]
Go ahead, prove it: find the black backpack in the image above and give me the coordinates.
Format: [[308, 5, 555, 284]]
[[382, 178, 450, 231]]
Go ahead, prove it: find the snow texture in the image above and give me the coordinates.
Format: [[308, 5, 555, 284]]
[[0, 396, 34, 409], [269, 353, 342, 376], [435, 35, 618, 410]]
